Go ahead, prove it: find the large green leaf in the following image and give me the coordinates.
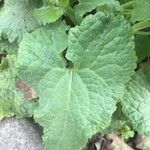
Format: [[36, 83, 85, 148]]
[[0, 0, 41, 42], [18, 12, 137, 150], [18, 21, 68, 90], [131, 0, 150, 23], [122, 68, 150, 135]]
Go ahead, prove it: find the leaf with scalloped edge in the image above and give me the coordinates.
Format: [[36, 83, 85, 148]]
[[18, 12, 137, 150], [18, 21, 68, 90], [0, 0, 41, 42], [122, 68, 150, 136]]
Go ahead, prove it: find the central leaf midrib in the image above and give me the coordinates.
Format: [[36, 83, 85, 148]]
[[58, 69, 73, 149]]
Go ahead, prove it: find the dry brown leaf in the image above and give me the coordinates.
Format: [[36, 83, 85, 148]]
[[16, 79, 38, 100]]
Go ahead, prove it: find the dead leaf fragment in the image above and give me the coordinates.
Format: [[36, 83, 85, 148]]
[[16, 79, 38, 100]]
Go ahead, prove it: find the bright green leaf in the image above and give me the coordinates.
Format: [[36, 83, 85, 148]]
[[34, 6, 64, 25], [18, 12, 137, 150], [131, 0, 150, 23], [60, 0, 69, 8], [122, 68, 150, 135]]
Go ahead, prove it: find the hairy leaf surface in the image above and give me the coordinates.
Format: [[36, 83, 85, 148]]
[[18, 12, 137, 150], [18, 21, 68, 89], [122, 68, 150, 135], [0, 0, 41, 42]]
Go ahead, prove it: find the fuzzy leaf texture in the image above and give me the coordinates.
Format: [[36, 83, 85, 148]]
[[131, 0, 150, 23], [122, 68, 150, 136], [18, 21, 69, 90], [0, 0, 42, 42], [18, 12, 137, 150]]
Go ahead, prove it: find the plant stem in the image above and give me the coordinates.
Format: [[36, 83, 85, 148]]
[[121, 1, 134, 8], [132, 20, 150, 32], [135, 31, 150, 35], [65, 6, 79, 25]]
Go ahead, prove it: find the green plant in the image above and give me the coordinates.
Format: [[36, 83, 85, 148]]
[[0, 0, 150, 149]]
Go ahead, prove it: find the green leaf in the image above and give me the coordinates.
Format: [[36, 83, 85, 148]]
[[66, 13, 136, 97], [131, 0, 150, 23], [34, 0, 69, 25], [122, 68, 150, 135], [34, 6, 64, 25], [18, 21, 68, 90], [74, 0, 119, 17], [18, 12, 137, 150], [60, 0, 69, 8], [135, 35, 150, 62], [0, 0, 41, 42]]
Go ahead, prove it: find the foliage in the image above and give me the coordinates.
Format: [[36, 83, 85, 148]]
[[0, 0, 150, 149]]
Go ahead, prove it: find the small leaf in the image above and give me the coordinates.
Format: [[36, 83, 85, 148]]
[[34, 6, 64, 25]]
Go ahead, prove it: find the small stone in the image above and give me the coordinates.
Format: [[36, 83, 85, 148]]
[[0, 117, 44, 150], [135, 135, 150, 150]]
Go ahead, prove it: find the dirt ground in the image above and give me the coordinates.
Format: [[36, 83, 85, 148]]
[[88, 133, 150, 150]]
